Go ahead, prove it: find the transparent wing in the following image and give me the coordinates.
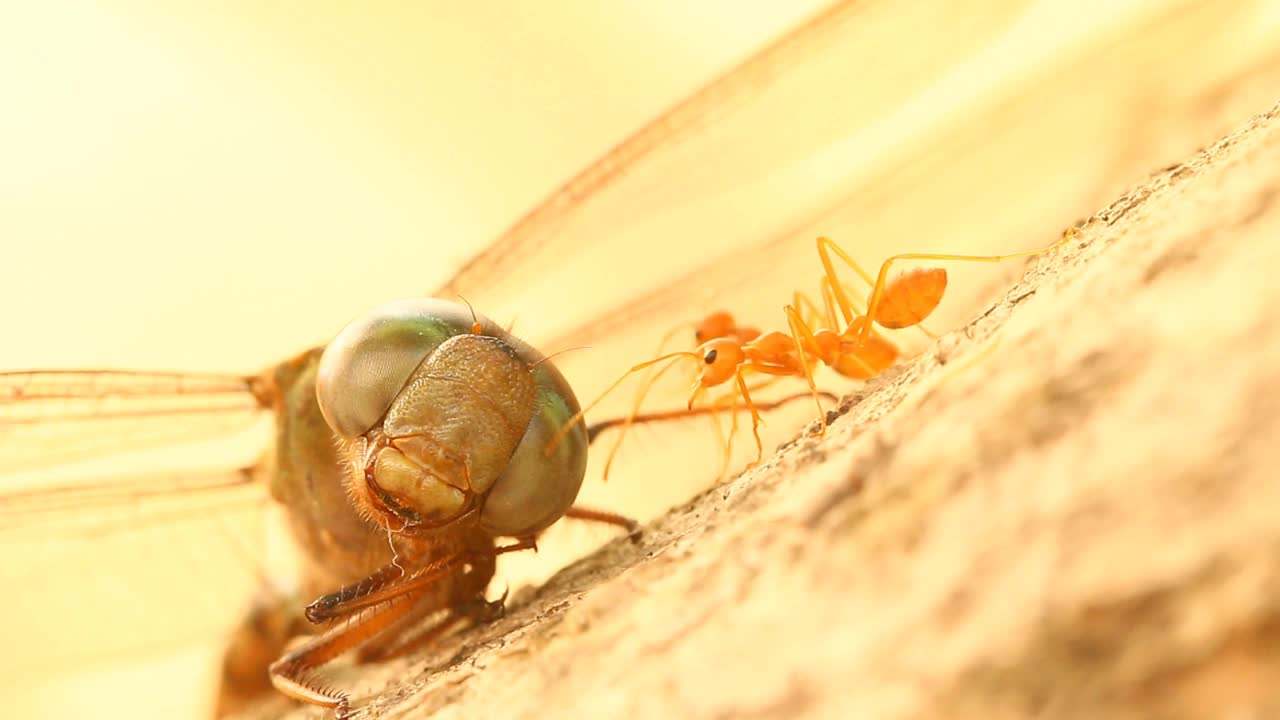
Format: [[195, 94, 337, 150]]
[[0, 466, 261, 535], [436, 0, 1028, 354], [0, 370, 267, 472], [0, 371, 273, 676], [0, 465, 268, 679], [423, 0, 1280, 536], [434, 0, 1272, 412]]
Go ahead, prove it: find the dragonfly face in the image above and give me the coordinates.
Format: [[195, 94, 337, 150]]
[[313, 298, 588, 538]]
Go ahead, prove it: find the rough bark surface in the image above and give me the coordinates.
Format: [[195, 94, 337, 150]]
[[246, 99, 1280, 720]]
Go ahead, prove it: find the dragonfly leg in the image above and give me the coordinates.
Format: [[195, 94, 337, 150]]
[[357, 592, 506, 663], [563, 504, 640, 537], [271, 538, 533, 711], [270, 587, 431, 712]]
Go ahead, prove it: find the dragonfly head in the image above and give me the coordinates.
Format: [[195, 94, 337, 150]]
[[316, 298, 588, 538]]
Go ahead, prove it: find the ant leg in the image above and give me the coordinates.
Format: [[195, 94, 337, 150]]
[[816, 236, 947, 340], [820, 277, 850, 329], [859, 228, 1077, 344], [733, 370, 766, 466], [840, 319, 901, 379], [817, 237, 943, 349], [686, 381, 752, 471], [710, 365, 798, 467], [693, 365, 817, 469], [784, 305, 832, 434], [707, 376, 785, 412], [817, 237, 939, 339], [704, 386, 737, 483], [714, 375, 782, 472], [792, 288, 829, 330], [719, 384, 742, 482], [701, 387, 729, 481], [814, 253, 943, 343], [710, 377, 787, 480], [816, 236, 879, 326], [684, 381, 741, 475], [831, 276, 937, 340]]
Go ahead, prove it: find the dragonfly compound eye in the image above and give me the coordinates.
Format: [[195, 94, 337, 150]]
[[479, 356, 588, 538], [317, 298, 473, 438], [316, 298, 587, 537]]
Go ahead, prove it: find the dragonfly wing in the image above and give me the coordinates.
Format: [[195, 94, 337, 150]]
[[428, 0, 1014, 406], [434, 0, 879, 346], [0, 370, 276, 677], [0, 464, 269, 679], [0, 370, 269, 473], [435, 0, 1045, 349], [425, 0, 1032, 496], [432, 0, 1270, 415]]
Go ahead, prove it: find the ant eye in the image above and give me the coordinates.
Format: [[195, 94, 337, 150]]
[[704, 349, 718, 365]]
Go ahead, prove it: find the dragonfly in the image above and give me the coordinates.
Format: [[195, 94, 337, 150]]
[[3, 0, 1269, 717]]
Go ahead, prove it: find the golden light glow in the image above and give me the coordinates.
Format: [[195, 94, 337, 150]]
[[4, 1, 1279, 718], [1, 3, 826, 718]]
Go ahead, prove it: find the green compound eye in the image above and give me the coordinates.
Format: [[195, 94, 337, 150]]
[[316, 298, 587, 538], [317, 298, 477, 438]]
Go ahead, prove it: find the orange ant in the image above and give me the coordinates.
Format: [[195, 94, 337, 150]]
[[590, 292, 913, 475], [582, 309, 786, 481], [781, 228, 1079, 435], [548, 314, 825, 481], [551, 228, 1076, 478]]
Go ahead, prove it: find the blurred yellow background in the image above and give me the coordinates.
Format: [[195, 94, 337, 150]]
[[0, 2, 826, 717], [0, 1, 825, 373], [4, 1, 1280, 718]]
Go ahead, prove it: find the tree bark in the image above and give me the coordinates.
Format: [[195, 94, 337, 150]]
[[239, 98, 1280, 720]]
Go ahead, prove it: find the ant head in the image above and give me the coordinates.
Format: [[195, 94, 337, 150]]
[[697, 338, 745, 388]]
